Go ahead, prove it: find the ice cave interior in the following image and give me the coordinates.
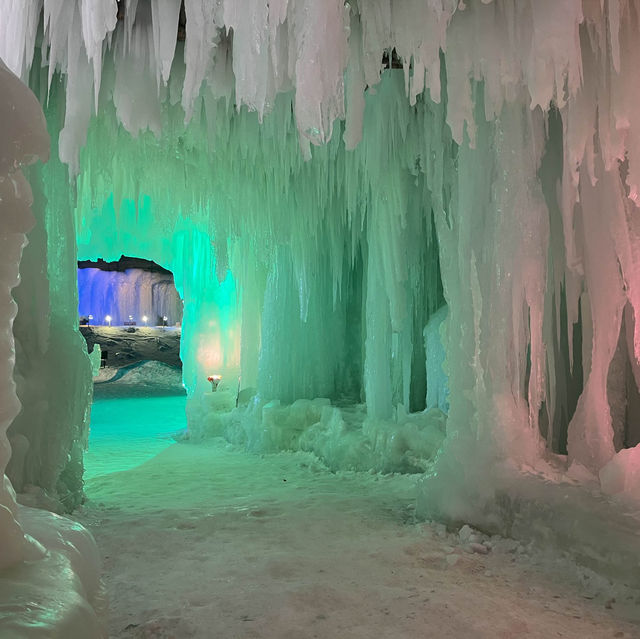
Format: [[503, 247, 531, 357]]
[[3, 1, 640, 637]]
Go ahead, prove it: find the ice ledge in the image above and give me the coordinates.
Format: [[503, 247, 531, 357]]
[[0, 506, 106, 638]]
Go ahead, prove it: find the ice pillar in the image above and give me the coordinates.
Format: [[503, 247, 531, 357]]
[[0, 59, 49, 567]]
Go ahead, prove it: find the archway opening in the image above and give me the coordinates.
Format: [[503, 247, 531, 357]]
[[77, 255, 187, 480]]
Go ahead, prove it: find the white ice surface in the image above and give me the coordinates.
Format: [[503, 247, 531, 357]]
[[76, 426, 640, 638]]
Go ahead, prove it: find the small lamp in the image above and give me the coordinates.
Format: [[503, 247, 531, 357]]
[[207, 375, 222, 391]]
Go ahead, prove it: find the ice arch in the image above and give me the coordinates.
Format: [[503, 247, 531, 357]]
[[1, 0, 640, 595], [76, 202, 245, 406]]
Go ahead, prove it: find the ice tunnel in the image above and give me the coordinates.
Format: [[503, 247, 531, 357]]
[[2, 1, 640, 637]]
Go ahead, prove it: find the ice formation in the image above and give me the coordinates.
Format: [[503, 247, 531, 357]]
[[78, 266, 183, 327], [0, 55, 47, 573], [0, 59, 104, 636], [2, 1, 640, 618]]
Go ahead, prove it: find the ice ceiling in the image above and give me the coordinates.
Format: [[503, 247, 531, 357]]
[[3, 0, 640, 550]]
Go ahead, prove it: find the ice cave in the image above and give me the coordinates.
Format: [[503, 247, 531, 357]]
[[2, 1, 640, 637]]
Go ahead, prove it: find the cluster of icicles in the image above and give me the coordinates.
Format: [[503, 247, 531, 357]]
[[0, 1, 624, 165]]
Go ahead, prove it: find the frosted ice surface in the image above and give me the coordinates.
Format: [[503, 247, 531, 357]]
[[0, 59, 49, 571], [88, 343, 102, 377], [600, 444, 640, 503], [425, 306, 449, 413]]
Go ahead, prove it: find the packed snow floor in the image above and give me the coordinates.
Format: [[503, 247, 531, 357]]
[[77, 392, 640, 638]]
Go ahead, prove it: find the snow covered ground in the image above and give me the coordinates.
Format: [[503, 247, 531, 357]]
[[75, 374, 640, 638]]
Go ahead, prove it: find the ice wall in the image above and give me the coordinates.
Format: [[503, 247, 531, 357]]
[[7, 59, 94, 513], [78, 267, 183, 326], [0, 60, 104, 639], [2, 0, 640, 521], [0, 55, 46, 567]]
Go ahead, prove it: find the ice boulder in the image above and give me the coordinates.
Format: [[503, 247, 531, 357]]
[[600, 444, 640, 503]]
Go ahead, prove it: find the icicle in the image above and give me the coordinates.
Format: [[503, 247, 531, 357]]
[[289, 0, 349, 145], [124, 0, 140, 52], [151, 0, 181, 85], [0, 0, 43, 78], [58, 5, 94, 175], [343, 11, 366, 151], [182, 0, 219, 122], [79, 0, 117, 109]]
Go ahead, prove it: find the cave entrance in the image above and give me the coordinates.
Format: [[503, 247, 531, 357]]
[[77, 256, 188, 479]]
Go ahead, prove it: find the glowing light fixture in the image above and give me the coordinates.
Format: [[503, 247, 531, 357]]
[[142, 315, 148, 326], [162, 315, 168, 327], [207, 374, 222, 391], [105, 315, 112, 327], [88, 314, 93, 326]]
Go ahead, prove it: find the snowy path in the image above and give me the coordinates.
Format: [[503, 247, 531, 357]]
[[77, 398, 640, 639]]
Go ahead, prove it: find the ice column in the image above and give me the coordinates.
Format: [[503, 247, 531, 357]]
[[0, 59, 49, 567], [9, 66, 94, 511]]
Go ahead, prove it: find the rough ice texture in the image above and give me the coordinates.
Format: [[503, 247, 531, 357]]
[[0, 58, 48, 570], [424, 305, 449, 413], [0, 60, 104, 637], [7, 62, 94, 514], [3, 0, 640, 552], [0, 505, 106, 638]]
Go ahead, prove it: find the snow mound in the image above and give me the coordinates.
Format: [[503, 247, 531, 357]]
[[116, 361, 183, 386], [94, 361, 185, 399]]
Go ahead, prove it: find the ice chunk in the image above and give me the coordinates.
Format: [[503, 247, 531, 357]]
[[600, 444, 640, 503]]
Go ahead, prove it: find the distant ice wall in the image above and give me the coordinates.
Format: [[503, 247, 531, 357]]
[[8, 62, 93, 514], [77, 267, 183, 327]]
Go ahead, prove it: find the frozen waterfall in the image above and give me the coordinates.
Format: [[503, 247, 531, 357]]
[[78, 266, 183, 327]]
